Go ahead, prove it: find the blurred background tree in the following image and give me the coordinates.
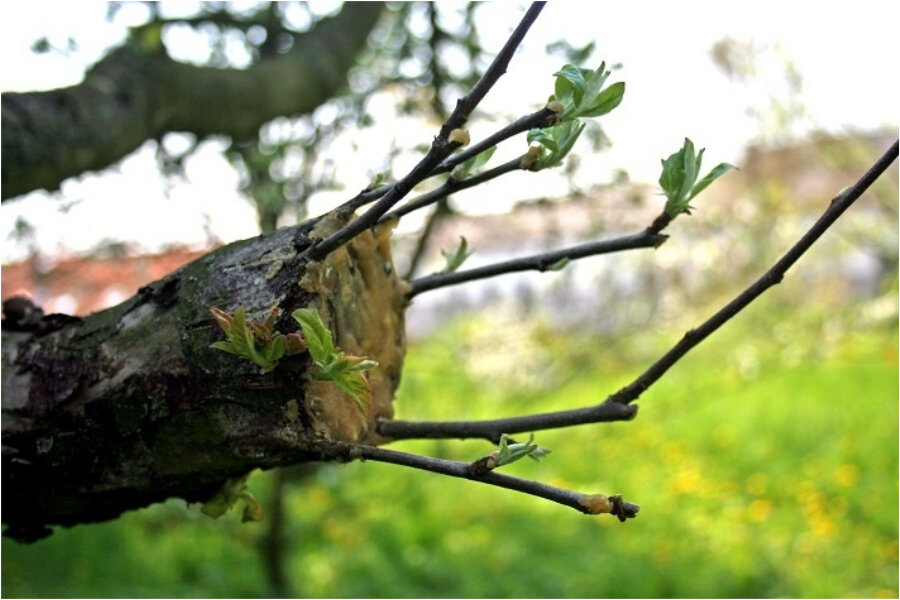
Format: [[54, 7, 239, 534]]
[[1, 1, 897, 598]]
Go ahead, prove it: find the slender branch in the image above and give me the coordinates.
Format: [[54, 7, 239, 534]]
[[433, 108, 557, 175], [337, 110, 556, 217], [407, 231, 668, 298], [378, 401, 638, 444], [309, 438, 638, 520], [606, 138, 899, 405], [303, 2, 547, 262], [379, 140, 899, 442], [403, 200, 451, 280], [382, 156, 524, 223]]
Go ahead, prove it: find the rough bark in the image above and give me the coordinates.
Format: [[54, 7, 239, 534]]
[[1, 212, 408, 542], [0, 2, 385, 200]]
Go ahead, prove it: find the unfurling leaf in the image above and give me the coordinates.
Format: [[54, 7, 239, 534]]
[[209, 305, 306, 373], [291, 308, 378, 415], [547, 257, 570, 271], [240, 492, 264, 523], [202, 473, 255, 520], [492, 434, 552, 468], [292, 308, 336, 365], [659, 138, 735, 218], [451, 146, 497, 181], [580, 81, 626, 117], [441, 236, 474, 273], [549, 62, 624, 122], [527, 120, 585, 170]]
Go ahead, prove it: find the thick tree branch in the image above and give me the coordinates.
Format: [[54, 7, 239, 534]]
[[407, 231, 667, 298], [1, 3, 384, 200], [309, 439, 638, 520], [379, 140, 899, 442], [303, 2, 547, 262], [1, 213, 409, 542]]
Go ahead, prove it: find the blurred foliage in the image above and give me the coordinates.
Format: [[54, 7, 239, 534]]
[[3, 293, 896, 598]]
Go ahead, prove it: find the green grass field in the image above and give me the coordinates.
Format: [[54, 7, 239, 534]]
[[2, 303, 897, 598]]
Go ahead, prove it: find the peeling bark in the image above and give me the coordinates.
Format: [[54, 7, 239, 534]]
[[0, 2, 385, 200], [1, 213, 407, 542]]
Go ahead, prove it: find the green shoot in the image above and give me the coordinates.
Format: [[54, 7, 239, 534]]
[[659, 138, 736, 217], [550, 62, 625, 122], [292, 308, 377, 415], [493, 434, 551, 468], [526, 120, 586, 170], [547, 257, 570, 271], [441, 236, 475, 273], [209, 306, 307, 373], [450, 146, 497, 181], [200, 472, 264, 523]]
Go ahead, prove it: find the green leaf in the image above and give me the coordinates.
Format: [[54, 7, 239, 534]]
[[262, 334, 286, 364], [537, 120, 585, 170], [441, 236, 474, 273], [492, 434, 552, 468], [239, 492, 264, 523], [527, 129, 558, 153], [450, 146, 497, 181], [293, 308, 376, 415], [553, 64, 587, 106], [249, 321, 271, 343], [688, 162, 737, 201], [547, 257, 570, 271], [292, 308, 336, 364], [659, 138, 734, 217], [209, 340, 239, 355], [580, 81, 625, 117], [201, 474, 251, 519], [580, 62, 609, 109]]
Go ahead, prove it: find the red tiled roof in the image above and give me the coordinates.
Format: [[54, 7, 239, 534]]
[[2, 248, 210, 316]]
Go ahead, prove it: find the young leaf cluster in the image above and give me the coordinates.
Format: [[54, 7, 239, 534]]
[[209, 306, 306, 373], [440, 236, 474, 273], [526, 120, 586, 170], [492, 433, 551, 468], [525, 62, 625, 171], [551, 62, 626, 122], [200, 473, 264, 523], [292, 308, 378, 415], [659, 138, 736, 217]]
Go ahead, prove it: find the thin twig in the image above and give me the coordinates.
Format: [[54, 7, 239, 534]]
[[606, 139, 899, 405], [407, 231, 668, 298], [403, 200, 451, 280], [432, 108, 557, 175], [337, 110, 555, 217], [382, 157, 524, 224], [379, 140, 899, 442], [309, 438, 638, 519], [303, 2, 547, 262], [378, 401, 638, 444]]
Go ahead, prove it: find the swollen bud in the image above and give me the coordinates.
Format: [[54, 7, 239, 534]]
[[449, 128, 470, 147], [578, 493, 613, 515]]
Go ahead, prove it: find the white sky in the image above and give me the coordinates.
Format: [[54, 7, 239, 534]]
[[1, 1, 897, 263]]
